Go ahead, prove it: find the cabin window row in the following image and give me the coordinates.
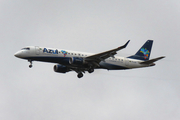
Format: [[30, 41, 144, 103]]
[[108, 58, 124, 61], [58, 52, 88, 57]]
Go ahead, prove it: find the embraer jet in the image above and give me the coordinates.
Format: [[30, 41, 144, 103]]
[[14, 40, 165, 78]]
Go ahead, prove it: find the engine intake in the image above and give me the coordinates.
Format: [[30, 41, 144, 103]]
[[69, 57, 85, 65], [54, 65, 69, 73]]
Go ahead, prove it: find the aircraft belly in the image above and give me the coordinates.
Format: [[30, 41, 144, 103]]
[[99, 61, 128, 70], [24, 56, 70, 65]]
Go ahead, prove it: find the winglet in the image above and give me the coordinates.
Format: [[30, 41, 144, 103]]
[[119, 40, 130, 49], [124, 40, 130, 48]]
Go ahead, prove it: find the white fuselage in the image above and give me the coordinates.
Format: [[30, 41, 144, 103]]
[[15, 46, 149, 70], [15, 40, 164, 78]]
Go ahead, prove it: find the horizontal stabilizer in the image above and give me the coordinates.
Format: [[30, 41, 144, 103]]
[[140, 56, 165, 64]]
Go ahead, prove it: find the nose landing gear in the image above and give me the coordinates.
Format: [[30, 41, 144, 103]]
[[28, 60, 33, 68]]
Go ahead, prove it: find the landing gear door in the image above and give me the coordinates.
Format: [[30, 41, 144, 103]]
[[35, 46, 40, 55]]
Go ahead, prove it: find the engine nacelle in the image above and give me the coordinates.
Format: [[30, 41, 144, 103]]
[[54, 65, 69, 73], [69, 57, 85, 65]]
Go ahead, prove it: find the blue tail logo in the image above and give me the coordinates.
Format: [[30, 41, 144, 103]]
[[128, 40, 153, 61], [140, 48, 150, 59]]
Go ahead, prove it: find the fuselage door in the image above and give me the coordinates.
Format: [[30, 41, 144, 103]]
[[35, 46, 40, 55]]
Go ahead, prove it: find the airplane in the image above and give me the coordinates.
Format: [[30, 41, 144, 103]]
[[14, 40, 165, 78]]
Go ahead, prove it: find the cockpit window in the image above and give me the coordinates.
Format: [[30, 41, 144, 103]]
[[21, 47, 30, 50]]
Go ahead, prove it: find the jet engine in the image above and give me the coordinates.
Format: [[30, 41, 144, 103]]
[[69, 57, 85, 65], [54, 65, 69, 73]]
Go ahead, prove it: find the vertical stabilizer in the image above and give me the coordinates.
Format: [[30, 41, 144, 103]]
[[128, 40, 153, 61]]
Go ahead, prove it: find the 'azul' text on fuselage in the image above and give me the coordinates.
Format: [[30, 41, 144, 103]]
[[43, 48, 58, 54]]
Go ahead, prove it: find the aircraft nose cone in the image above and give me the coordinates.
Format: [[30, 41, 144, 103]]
[[14, 51, 22, 58]]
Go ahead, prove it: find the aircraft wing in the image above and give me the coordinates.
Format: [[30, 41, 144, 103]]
[[85, 40, 130, 63]]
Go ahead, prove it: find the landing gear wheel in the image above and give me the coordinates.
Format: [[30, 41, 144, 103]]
[[77, 73, 83, 78], [28, 60, 33, 68], [88, 68, 94, 73]]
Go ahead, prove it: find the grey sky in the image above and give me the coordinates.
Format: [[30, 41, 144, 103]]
[[0, 0, 180, 120]]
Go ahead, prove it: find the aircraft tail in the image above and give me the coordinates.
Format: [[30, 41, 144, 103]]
[[128, 40, 153, 61]]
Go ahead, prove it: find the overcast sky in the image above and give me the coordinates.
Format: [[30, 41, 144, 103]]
[[0, 0, 180, 120]]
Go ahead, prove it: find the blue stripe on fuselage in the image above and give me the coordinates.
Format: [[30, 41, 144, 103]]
[[23, 56, 129, 70], [24, 56, 70, 65]]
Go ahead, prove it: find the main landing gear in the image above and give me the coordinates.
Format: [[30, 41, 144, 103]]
[[77, 68, 94, 78], [28, 60, 33, 68], [88, 68, 94, 73], [77, 72, 83, 78]]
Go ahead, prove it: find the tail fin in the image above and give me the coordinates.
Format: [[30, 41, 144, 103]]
[[128, 40, 153, 61]]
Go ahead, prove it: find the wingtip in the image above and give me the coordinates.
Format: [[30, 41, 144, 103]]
[[124, 40, 130, 47], [118, 40, 130, 49]]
